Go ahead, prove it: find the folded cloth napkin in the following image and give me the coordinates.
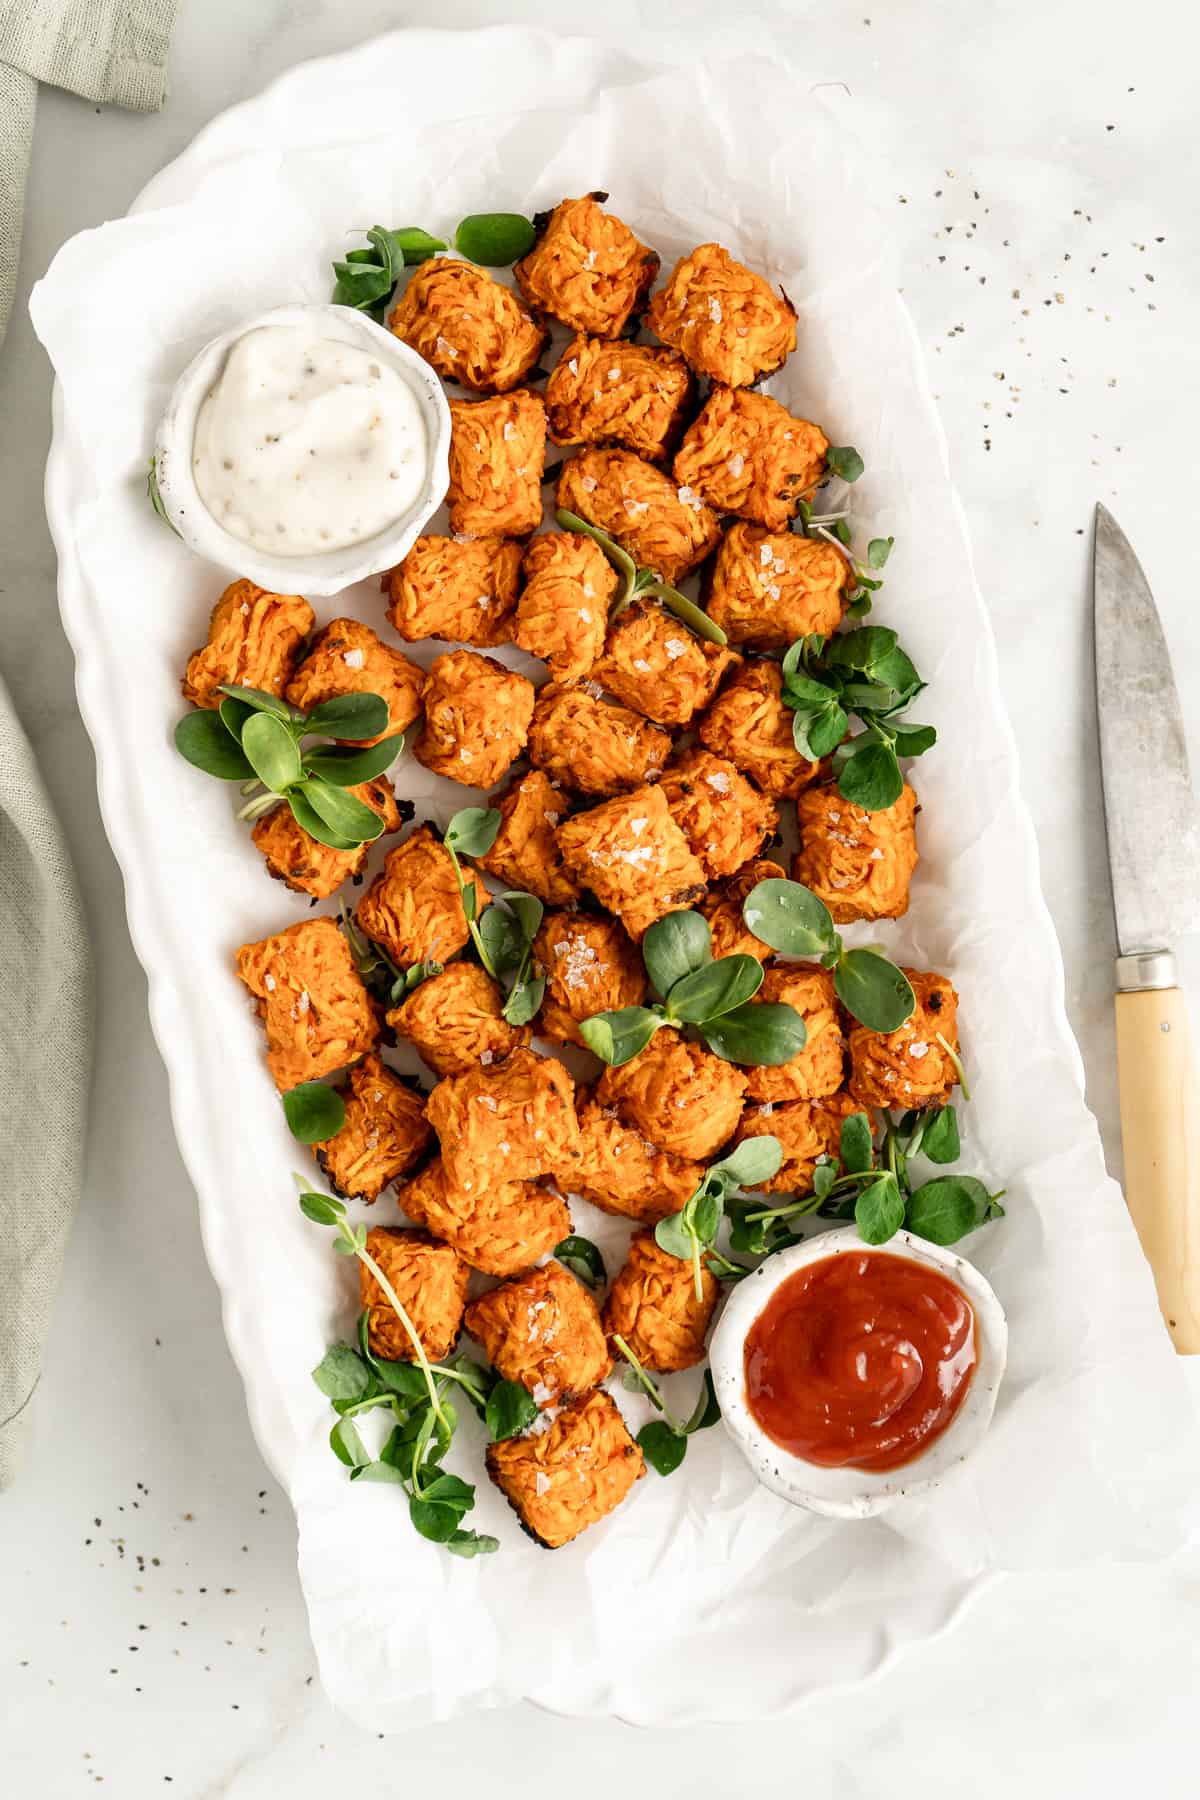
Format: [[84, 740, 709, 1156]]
[[1, 0, 177, 336], [0, 0, 176, 1484]]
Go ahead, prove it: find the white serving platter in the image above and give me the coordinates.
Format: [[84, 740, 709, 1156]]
[[32, 25, 1200, 1730]]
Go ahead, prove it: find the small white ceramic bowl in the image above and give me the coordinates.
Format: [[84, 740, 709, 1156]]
[[153, 302, 450, 596], [709, 1226, 1007, 1519]]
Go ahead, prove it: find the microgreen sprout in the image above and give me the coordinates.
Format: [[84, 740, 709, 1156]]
[[555, 507, 728, 646], [337, 902, 441, 1008], [175, 684, 404, 849], [778, 627, 936, 811], [441, 808, 547, 1025], [301, 1191, 540, 1555], [727, 1098, 1004, 1254], [654, 1138, 782, 1298], [611, 1336, 721, 1476], [742, 878, 916, 1033], [580, 910, 807, 1070], [331, 214, 536, 319]]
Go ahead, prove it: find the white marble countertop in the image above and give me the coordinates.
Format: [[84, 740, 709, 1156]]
[[2, 3, 1199, 1794]]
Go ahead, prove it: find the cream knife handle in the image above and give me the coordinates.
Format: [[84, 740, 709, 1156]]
[[1114, 957, 1200, 1353]]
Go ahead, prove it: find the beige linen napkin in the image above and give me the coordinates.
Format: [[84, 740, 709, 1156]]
[[0, 0, 176, 1484]]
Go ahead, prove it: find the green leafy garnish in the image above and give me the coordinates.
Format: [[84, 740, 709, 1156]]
[[741, 877, 915, 1033], [332, 225, 447, 317], [825, 445, 865, 484], [654, 1138, 781, 1297], [454, 213, 537, 266], [555, 508, 728, 646], [302, 1194, 537, 1556], [442, 808, 545, 1025], [282, 1081, 346, 1144], [779, 627, 935, 810], [580, 910, 807, 1069], [729, 1089, 1003, 1253], [174, 685, 404, 850], [612, 1338, 722, 1476], [553, 1236, 607, 1292]]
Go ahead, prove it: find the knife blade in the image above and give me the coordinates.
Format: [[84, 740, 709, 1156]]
[[1094, 503, 1200, 1352], [1094, 503, 1200, 958]]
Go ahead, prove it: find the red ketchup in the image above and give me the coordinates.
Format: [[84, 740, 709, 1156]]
[[744, 1252, 977, 1473]]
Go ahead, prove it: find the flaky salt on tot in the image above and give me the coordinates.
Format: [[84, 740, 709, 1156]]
[[413, 650, 535, 789], [534, 911, 646, 1048], [447, 389, 545, 538], [597, 1033, 746, 1161], [557, 448, 721, 587], [555, 785, 706, 940], [699, 858, 787, 962], [235, 917, 378, 1093], [527, 685, 671, 797], [486, 1391, 644, 1550], [657, 747, 778, 880], [387, 257, 547, 393], [387, 962, 530, 1079], [793, 781, 919, 924], [697, 658, 825, 798], [705, 522, 851, 651], [674, 389, 828, 530], [251, 775, 406, 901], [182, 579, 313, 708], [314, 1054, 432, 1203], [545, 334, 694, 462], [356, 825, 482, 967], [602, 1230, 718, 1373], [425, 1045, 581, 1193], [465, 1261, 612, 1408], [384, 533, 522, 647], [743, 963, 845, 1104], [646, 242, 797, 387], [359, 1227, 469, 1363], [591, 601, 739, 729], [477, 768, 580, 906], [284, 618, 424, 748], [848, 970, 960, 1112], [735, 1091, 865, 1195], [552, 1091, 701, 1223], [513, 192, 659, 338], [514, 532, 614, 682], [397, 1157, 571, 1279]]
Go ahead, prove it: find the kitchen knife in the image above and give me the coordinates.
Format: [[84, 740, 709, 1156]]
[[1094, 503, 1200, 1351]]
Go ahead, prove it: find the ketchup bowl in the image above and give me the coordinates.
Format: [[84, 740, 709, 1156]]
[[709, 1227, 1007, 1519]]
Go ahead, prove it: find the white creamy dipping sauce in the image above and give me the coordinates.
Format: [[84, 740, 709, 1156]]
[[191, 324, 428, 555]]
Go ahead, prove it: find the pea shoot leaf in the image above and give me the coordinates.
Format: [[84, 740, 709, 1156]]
[[906, 1175, 997, 1245], [920, 1106, 961, 1165], [282, 1082, 346, 1144], [826, 445, 865, 483], [286, 789, 359, 851], [454, 212, 536, 265], [554, 1235, 607, 1291], [302, 734, 405, 786], [302, 692, 391, 741], [836, 736, 904, 810], [834, 950, 916, 1033], [299, 776, 386, 844], [444, 806, 502, 857], [839, 1112, 875, 1174], [173, 710, 254, 781], [666, 954, 763, 1024], [638, 1421, 688, 1476], [642, 910, 712, 997], [742, 878, 840, 959], [579, 1006, 664, 1067], [855, 1172, 906, 1244], [699, 1002, 808, 1066], [312, 1345, 373, 1402]]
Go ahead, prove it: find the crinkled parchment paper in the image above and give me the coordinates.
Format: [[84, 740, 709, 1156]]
[[31, 27, 1200, 1729]]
